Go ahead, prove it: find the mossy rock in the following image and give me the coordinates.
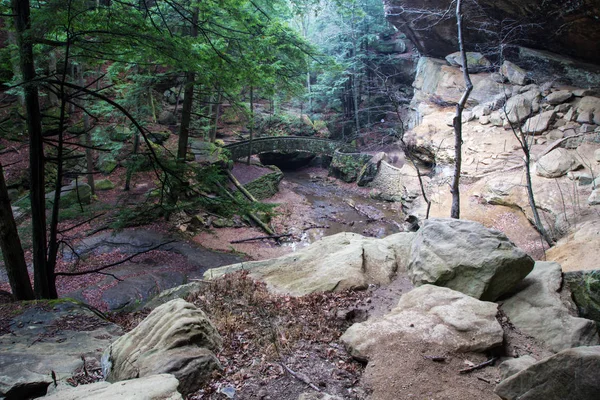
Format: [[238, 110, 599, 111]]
[[564, 270, 600, 326], [46, 182, 92, 208], [242, 166, 284, 200], [329, 151, 373, 183], [109, 126, 132, 142], [95, 179, 115, 191], [148, 130, 171, 144], [99, 156, 118, 174]]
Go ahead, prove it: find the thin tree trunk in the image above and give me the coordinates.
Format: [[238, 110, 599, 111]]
[[13, 0, 51, 298], [78, 66, 95, 195], [177, 7, 198, 162], [210, 87, 222, 143], [450, 0, 473, 219], [0, 162, 34, 300], [247, 86, 254, 165]]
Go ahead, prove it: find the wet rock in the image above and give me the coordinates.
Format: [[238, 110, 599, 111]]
[[500, 262, 599, 353], [445, 51, 492, 73], [341, 285, 503, 361], [103, 299, 222, 395], [205, 231, 416, 296], [545, 90, 573, 105], [522, 110, 556, 134], [407, 218, 534, 301], [148, 130, 171, 144], [0, 301, 122, 399], [495, 346, 600, 400], [500, 61, 527, 85], [535, 148, 582, 178], [42, 374, 182, 400]]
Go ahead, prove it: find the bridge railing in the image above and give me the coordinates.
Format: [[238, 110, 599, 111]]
[[224, 136, 348, 160]]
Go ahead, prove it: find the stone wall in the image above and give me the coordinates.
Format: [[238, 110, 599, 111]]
[[370, 160, 406, 200]]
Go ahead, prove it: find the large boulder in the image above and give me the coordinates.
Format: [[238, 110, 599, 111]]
[[498, 355, 537, 380], [407, 218, 534, 301], [46, 181, 92, 208], [42, 374, 182, 400], [535, 148, 582, 178], [500, 61, 528, 85], [576, 96, 600, 125], [495, 346, 600, 400], [204, 232, 416, 296], [340, 285, 503, 361], [546, 90, 573, 105], [505, 92, 534, 123], [500, 262, 599, 353], [564, 270, 600, 325], [103, 299, 222, 395], [522, 110, 556, 134]]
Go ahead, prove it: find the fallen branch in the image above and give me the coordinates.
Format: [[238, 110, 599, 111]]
[[231, 233, 292, 244], [280, 363, 321, 392], [226, 170, 258, 203], [459, 357, 496, 374], [54, 240, 177, 276]]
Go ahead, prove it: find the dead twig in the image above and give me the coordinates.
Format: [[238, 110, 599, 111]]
[[423, 355, 447, 362], [230, 233, 292, 244], [280, 363, 321, 392], [459, 357, 497, 374]]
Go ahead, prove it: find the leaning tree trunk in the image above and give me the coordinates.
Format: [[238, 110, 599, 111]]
[[0, 163, 34, 300], [12, 0, 52, 298], [450, 0, 473, 219]]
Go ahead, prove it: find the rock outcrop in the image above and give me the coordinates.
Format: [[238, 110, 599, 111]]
[[341, 285, 503, 361], [500, 262, 599, 353], [103, 299, 222, 395], [204, 232, 416, 296], [407, 218, 534, 301], [42, 374, 182, 400], [563, 270, 600, 325], [495, 346, 600, 400]]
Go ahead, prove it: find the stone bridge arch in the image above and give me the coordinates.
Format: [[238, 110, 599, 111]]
[[224, 136, 346, 160]]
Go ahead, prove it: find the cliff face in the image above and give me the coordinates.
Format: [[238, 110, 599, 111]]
[[383, 0, 600, 65]]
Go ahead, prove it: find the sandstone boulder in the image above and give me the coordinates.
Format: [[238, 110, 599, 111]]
[[204, 232, 416, 296], [500, 61, 527, 85], [498, 355, 537, 380], [589, 189, 600, 205], [407, 219, 534, 301], [103, 299, 222, 395], [535, 148, 582, 178], [576, 96, 600, 125], [42, 374, 182, 400], [545, 90, 573, 105], [500, 262, 599, 353], [505, 93, 533, 123], [522, 110, 555, 134], [495, 346, 600, 400], [340, 285, 503, 361]]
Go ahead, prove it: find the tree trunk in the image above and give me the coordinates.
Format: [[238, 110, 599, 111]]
[[78, 66, 95, 195], [0, 162, 34, 300], [177, 7, 198, 162], [12, 0, 52, 298], [247, 86, 254, 165], [450, 0, 473, 219], [210, 87, 222, 143]]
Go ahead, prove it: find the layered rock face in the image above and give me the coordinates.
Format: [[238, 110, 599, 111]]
[[383, 0, 600, 65]]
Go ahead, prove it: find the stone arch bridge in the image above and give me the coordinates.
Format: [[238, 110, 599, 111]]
[[224, 136, 346, 160]]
